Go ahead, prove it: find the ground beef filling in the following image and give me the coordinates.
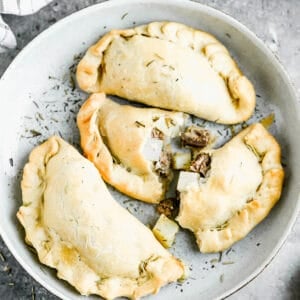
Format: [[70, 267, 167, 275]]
[[181, 125, 210, 148], [152, 125, 211, 178], [190, 153, 211, 177], [156, 198, 179, 219]]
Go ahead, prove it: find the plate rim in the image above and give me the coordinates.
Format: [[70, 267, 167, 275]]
[[0, 0, 299, 299]]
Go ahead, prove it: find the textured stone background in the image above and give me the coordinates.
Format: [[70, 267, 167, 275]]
[[0, 0, 299, 299]]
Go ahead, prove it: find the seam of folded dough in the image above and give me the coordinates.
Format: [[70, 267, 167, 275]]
[[17, 136, 185, 299], [77, 93, 186, 204], [77, 21, 255, 124], [177, 123, 284, 253]]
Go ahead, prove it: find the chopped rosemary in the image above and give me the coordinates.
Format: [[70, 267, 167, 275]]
[[123, 199, 136, 204], [210, 258, 218, 264], [146, 60, 155, 67], [126, 207, 134, 214], [50, 117, 58, 123], [32, 100, 39, 108], [162, 64, 175, 70], [154, 53, 164, 60], [218, 251, 223, 262], [30, 130, 42, 137], [215, 221, 229, 231], [31, 286, 35, 300], [165, 117, 176, 128], [36, 112, 44, 121], [70, 75, 76, 91], [222, 261, 234, 265], [135, 121, 145, 128], [0, 252, 5, 262], [225, 248, 232, 255], [9, 158, 13, 167], [121, 12, 128, 20]]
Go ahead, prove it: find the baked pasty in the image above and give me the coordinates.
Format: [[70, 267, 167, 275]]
[[176, 123, 284, 253], [77, 93, 189, 204], [17, 137, 185, 299], [76, 21, 255, 124]]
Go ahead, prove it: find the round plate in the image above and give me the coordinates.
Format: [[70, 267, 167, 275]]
[[0, 0, 299, 299]]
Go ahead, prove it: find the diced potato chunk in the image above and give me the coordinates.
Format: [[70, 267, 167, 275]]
[[172, 151, 191, 170], [152, 214, 179, 248], [142, 138, 163, 161], [177, 171, 200, 192]]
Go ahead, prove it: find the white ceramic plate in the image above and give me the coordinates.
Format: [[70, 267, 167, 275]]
[[0, 0, 299, 299]]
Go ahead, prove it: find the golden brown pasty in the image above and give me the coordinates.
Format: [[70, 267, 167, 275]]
[[176, 123, 284, 253], [76, 21, 255, 124], [77, 93, 188, 204], [17, 137, 185, 299]]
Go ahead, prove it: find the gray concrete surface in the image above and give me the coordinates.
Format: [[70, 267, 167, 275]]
[[0, 0, 299, 299]]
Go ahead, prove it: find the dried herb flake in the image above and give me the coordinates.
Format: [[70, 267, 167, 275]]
[[222, 261, 234, 265], [9, 158, 13, 167], [31, 286, 35, 300], [0, 252, 5, 262], [146, 60, 155, 67], [135, 121, 145, 128], [30, 130, 42, 137], [218, 251, 223, 262], [32, 101, 39, 109], [121, 12, 128, 20]]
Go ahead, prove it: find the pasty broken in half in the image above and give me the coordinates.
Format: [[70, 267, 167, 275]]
[[76, 21, 255, 124], [77, 93, 189, 204], [17, 137, 185, 299], [176, 123, 284, 253]]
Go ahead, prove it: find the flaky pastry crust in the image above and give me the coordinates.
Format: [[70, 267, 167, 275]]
[[77, 21, 255, 124], [77, 93, 187, 204], [17, 137, 185, 299], [177, 123, 284, 252]]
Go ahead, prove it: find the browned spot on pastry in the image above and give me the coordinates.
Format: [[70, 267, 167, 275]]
[[156, 198, 179, 219], [190, 153, 211, 176], [61, 246, 78, 265], [181, 126, 210, 148]]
